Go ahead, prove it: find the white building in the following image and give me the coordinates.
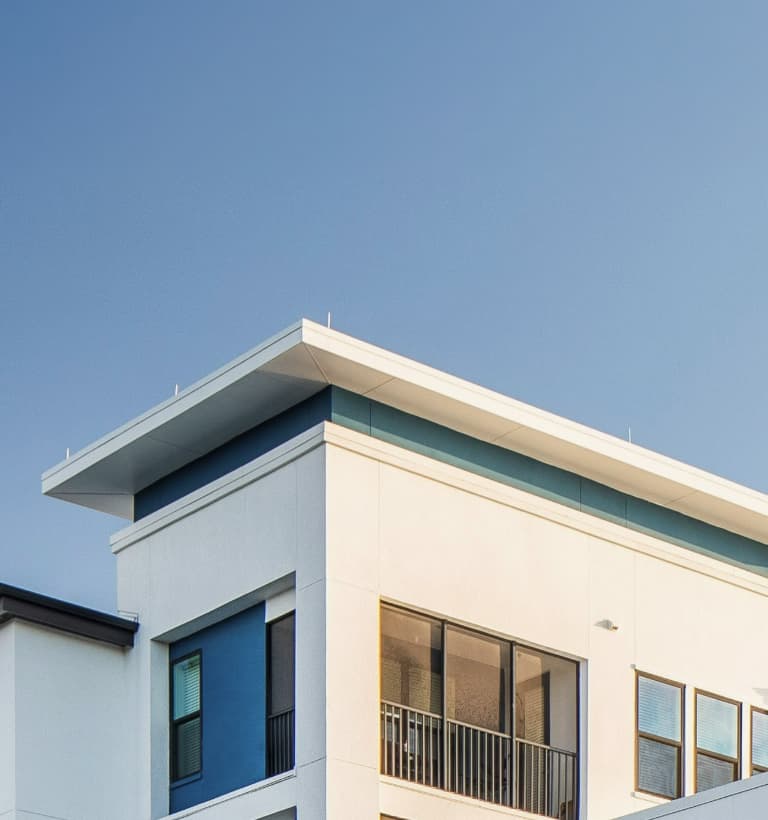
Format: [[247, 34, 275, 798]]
[[617, 772, 768, 820], [3, 319, 768, 820]]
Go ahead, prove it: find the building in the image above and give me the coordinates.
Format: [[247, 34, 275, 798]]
[[3, 318, 768, 819], [617, 771, 768, 820]]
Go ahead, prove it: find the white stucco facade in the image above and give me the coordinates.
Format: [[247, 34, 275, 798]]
[[0, 619, 135, 820], [9, 320, 767, 820]]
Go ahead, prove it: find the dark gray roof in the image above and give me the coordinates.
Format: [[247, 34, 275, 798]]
[[0, 583, 138, 647]]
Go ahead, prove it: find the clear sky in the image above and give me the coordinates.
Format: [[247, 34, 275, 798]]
[[2, 1, 768, 611]]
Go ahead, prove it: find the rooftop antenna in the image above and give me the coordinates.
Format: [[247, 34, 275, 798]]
[[65, 447, 70, 460], [174, 384, 179, 397], [628, 426, 632, 444], [327, 311, 332, 328]]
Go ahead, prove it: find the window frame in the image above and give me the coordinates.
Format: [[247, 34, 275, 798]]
[[445, 621, 512, 734], [380, 603, 444, 717], [751, 706, 768, 775], [266, 610, 296, 777], [170, 649, 203, 783], [266, 610, 296, 719], [635, 671, 685, 800], [379, 601, 581, 812], [694, 688, 741, 792]]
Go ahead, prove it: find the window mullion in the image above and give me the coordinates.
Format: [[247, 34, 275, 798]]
[[441, 620, 447, 791], [511, 640, 517, 810]]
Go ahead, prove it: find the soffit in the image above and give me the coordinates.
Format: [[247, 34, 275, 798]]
[[42, 319, 768, 545]]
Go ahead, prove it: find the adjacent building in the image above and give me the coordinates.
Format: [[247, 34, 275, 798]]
[[3, 319, 768, 819]]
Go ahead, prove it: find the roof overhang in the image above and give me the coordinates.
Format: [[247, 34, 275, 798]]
[[0, 583, 138, 647], [42, 319, 768, 544]]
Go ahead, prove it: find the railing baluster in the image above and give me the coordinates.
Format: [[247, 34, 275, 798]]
[[266, 708, 295, 777], [391, 706, 396, 777]]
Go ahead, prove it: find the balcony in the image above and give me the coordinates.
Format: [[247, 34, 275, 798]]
[[380, 606, 579, 819], [381, 702, 576, 818]]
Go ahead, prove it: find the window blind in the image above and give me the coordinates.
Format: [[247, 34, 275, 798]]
[[697, 694, 737, 758], [173, 655, 201, 720], [753, 710, 768, 770], [638, 676, 681, 741]]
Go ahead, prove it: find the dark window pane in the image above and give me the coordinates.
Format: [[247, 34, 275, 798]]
[[638, 677, 681, 741], [753, 711, 768, 770], [697, 752, 737, 791], [174, 716, 201, 779], [381, 607, 442, 715], [516, 647, 577, 753], [638, 737, 680, 798], [446, 627, 510, 733], [697, 694, 738, 758], [269, 613, 295, 716]]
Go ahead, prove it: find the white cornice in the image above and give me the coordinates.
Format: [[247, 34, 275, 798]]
[[44, 318, 768, 545]]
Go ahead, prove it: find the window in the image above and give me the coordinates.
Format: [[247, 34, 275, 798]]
[[380, 604, 579, 819], [517, 647, 578, 817], [171, 652, 202, 781], [636, 673, 683, 799], [695, 690, 740, 791], [381, 606, 442, 716], [446, 626, 510, 734], [267, 611, 296, 776], [751, 707, 768, 775]]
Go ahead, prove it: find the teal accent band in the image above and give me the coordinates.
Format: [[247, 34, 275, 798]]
[[329, 388, 768, 578]]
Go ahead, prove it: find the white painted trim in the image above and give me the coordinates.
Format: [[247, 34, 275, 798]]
[[631, 791, 671, 805], [161, 770, 296, 819], [380, 775, 556, 818], [43, 317, 768, 542], [266, 588, 296, 623], [42, 321, 305, 490], [110, 424, 326, 553]]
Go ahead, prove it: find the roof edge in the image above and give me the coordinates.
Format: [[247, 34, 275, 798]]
[[38, 318, 768, 543], [41, 318, 308, 489], [0, 583, 139, 647]]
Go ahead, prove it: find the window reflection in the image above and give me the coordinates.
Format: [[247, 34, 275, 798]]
[[515, 647, 577, 753], [381, 607, 442, 715], [446, 626, 510, 734]]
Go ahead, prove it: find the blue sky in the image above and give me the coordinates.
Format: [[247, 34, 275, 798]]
[[2, 1, 768, 611]]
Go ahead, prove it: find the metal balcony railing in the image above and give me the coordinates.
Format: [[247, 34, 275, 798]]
[[381, 701, 577, 819], [380, 701, 443, 787], [447, 717, 512, 805], [516, 737, 577, 820], [267, 708, 295, 776]]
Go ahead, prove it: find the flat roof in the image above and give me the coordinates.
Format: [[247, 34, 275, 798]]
[[618, 770, 768, 818], [0, 583, 139, 647], [42, 319, 768, 544]]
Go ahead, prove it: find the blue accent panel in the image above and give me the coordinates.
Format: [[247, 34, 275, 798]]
[[169, 604, 266, 813], [135, 388, 333, 519], [359, 394, 581, 508], [581, 479, 627, 526], [330, 385, 371, 435], [626, 498, 768, 575]]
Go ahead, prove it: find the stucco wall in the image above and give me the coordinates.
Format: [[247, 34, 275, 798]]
[[11, 620, 135, 820], [0, 623, 15, 817], [113, 439, 326, 820], [323, 423, 768, 820]]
